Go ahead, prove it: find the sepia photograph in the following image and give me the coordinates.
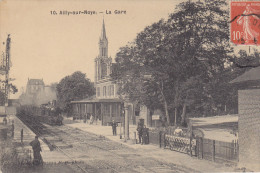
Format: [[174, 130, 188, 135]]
[[0, 0, 259, 172]]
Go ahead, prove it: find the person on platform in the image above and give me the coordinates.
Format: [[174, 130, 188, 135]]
[[11, 121, 14, 138], [90, 114, 94, 124], [30, 136, 43, 165], [84, 113, 87, 123], [3, 117, 7, 125], [137, 122, 143, 144], [111, 120, 117, 136], [142, 125, 149, 145], [174, 127, 183, 137], [21, 129, 23, 144]]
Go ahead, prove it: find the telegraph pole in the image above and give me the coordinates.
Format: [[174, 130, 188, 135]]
[[5, 34, 11, 106], [0, 34, 11, 106]]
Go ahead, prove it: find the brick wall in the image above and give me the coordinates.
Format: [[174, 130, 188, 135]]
[[238, 89, 260, 171]]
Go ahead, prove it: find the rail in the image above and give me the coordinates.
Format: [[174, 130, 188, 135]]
[[16, 114, 88, 173]]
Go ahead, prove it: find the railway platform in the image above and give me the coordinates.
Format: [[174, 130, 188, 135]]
[[10, 114, 49, 151], [65, 119, 236, 173], [10, 115, 71, 163]]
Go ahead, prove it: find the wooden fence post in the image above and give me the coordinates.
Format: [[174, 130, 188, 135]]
[[231, 140, 234, 160], [164, 133, 166, 148], [200, 137, 204, 159], [212, 140, 215, 162], [159, 131, 162, 148], [190, 137, 192, 156], [196, 138, 199, 159], [237, 139, 239, 162]]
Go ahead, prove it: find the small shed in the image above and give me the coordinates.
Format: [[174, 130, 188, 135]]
[[230, 66, 260, 171]]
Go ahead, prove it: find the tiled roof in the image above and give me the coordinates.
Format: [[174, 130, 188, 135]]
[[71, 96, 123, 103], [27, 79, 45, 85], [230, 66, 260, 83]]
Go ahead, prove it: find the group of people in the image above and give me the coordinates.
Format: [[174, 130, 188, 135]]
[[73, 113, 95, 124], [137, 121, 149, 144], [110, 119, 150, 143], [84, 113, 94, 124]]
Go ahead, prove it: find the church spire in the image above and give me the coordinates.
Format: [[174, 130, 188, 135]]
[[99, 18, 108, 58], [100, 18, 107, 40]]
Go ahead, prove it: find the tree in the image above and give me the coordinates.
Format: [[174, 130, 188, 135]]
[[112, 0, 234, 126], [0, 83, 18, 106], [56, 71, 95, 113]]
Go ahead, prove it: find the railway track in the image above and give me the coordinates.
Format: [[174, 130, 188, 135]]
[[45, 125, 193, 173], [16, 113, 193, 173], [16, 114, 139, 173], [16, 113, 89, 173]]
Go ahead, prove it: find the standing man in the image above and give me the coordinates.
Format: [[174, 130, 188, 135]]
[[90, 114, 94, 124], [30, 136, 43, 165], [11, 121, 14, 138], [21, 129, 23, 144], [111, 120, 117, 136], [84, 113, 87, 123], [3, 116, 7, 125], [137, 121, 143, 144]]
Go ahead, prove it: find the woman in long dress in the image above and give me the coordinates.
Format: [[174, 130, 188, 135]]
[[237, 4, 260, 42]]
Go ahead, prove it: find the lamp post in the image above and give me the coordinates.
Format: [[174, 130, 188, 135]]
[[121, 94, 130, 141], [118, 74, 131, 141], [124, 102, 129, 141]]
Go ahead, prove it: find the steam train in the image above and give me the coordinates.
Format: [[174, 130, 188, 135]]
[[38, 102, 63, 125], [17, 101, 63, 126]]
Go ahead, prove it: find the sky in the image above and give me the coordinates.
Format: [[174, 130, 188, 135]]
[[0, 0, 259, 99], [0, 0, 181, 98]]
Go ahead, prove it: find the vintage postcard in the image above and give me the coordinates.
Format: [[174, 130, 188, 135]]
[[0, 0, 259, 172]]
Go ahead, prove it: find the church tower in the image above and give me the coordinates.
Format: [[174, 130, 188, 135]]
[[99, 19, 108, 57], [95, 19, 112, 83]]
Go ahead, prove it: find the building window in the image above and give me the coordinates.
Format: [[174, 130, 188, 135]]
[[103, 86, 106, 97], [111, 85, 114, 96], [108, 85, 111, 97], [112, 104, 117, 117], [97, 87, 100, 97], [101, 60, 107, 79], [102, 48, 106, 56]]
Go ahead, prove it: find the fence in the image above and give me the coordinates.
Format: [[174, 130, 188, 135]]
[[148, 129, 238, 163], [196, 137, 238, 163], [164, 135, 197, 156]]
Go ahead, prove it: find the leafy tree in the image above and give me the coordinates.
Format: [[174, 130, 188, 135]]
[[9, 83, 18, 94], [56, 71, 95, 113], [0, 83, 18, 106], [113, 0, 234, 126]]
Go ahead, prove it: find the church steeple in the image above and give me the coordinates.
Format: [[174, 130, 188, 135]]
[[100, 19, 107, 40], [99, 19, 108, 57]]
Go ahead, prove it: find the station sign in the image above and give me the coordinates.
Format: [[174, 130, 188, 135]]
[[152, 115, 160, 120]]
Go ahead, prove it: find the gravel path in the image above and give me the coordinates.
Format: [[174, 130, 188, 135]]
[[42, 125, 197, 173]]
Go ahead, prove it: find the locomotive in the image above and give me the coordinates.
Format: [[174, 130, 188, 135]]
[[38, 102, 63, 125], [17, 101, 63, 126]]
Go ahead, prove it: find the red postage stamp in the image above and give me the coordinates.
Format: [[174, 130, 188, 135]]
[[230, 2, 260, 45]]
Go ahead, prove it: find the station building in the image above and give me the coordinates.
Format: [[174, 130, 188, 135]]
[[71, 20, 151, 126]]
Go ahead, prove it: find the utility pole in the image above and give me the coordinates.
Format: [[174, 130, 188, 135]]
[[0, 34, 11, 106], [4, 34, 11, 106]]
